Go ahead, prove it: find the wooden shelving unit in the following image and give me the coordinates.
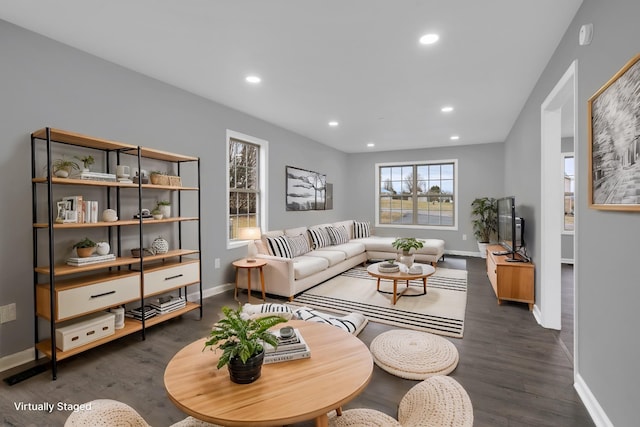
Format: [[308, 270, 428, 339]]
[[31, 127, 202, 379]]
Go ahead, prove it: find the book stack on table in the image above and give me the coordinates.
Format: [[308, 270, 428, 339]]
[[263, 328, 310, 364], [149, 295, 186, 315]]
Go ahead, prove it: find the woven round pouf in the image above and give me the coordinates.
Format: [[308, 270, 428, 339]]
[[328, 408, 401, 427], [398, 376, 474, 427], [369, 329, 459, 379]]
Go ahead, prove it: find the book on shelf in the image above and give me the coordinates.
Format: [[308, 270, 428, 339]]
[[264, 345, 311, 364], [149, 295, 186, 314], [263, 328, 308, 354], [66, 253, 115, 266], [125, 305, 157, 320], [79, 171, 117, 182]]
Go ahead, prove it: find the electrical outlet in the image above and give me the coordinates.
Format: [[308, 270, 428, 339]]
[[214, 258, 220, 269], [462, 234, 467, 241], [0, 303, 16, 324]]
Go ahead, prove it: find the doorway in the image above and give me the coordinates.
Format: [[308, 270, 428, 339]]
[[540, 61, 577, 366]]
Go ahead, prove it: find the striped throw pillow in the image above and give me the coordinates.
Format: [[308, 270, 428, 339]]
[[353, 221, 371, 238], [308, 227, 331, 249], [266, 235, 293, 258], [288, 234, 310, 257], [326, 225, 349, 245]]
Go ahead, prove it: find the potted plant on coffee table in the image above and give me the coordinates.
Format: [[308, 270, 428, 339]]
[[471, 197, 497, 258], [203, 305, 286, 384], [392, 237, 424, 268]]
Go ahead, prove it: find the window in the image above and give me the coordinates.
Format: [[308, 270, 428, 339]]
[[227, 131, 267, 245], [376, 160, 458, 229], [563, 153, 575, 232]]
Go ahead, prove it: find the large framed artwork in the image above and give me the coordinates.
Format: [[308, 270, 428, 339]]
[[286, 166, 326, 211], [588, 53, 640, 210]]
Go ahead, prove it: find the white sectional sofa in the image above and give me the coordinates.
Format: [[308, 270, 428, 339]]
[[238, 220, 445, 300]]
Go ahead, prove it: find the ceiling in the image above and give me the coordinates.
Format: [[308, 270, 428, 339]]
[[0, 0, 582, 153]]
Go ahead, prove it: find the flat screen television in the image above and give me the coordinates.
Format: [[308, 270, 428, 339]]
[[496, 196, 524, 260]]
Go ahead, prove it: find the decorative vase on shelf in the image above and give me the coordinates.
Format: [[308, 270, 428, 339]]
[[95, 241, 110, 255], [151, 236, 169, 254], [76, 247, 94, 258], [398, 252, 414, 269], [158, 204, 171, 219]]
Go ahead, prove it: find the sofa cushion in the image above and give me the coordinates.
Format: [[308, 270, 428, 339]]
[[288, 233, 311, 257], [353, 220, 371, 238], [317, 242, 366, 258], [308, 227, 332, 249], [354, 236, 398, 253], [332, 220, 354, 239], [305, 249, 346, 266], [326, 225, 349, 245], [292, 256, 330, 280], [266, 235, 293, 258], [241, 303, 294, 320]]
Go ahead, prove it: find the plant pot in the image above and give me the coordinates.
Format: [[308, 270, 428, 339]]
[[227, 350, 264, 384], [54, 169, 70, 178], [398, 252, 414, 269], [158, 205, 171, 218], [477, 242, 489, 259], [76, 247, 95, 258]]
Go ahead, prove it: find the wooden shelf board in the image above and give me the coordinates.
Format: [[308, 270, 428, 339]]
[[36, 319, 142, 360], [32, 128, 137, 151], [33, 217, 199, 229], [35, 249, 200, 276], [32, 177, 198, 191]]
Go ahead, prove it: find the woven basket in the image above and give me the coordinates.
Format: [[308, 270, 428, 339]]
[[150, 174, 170, 185]]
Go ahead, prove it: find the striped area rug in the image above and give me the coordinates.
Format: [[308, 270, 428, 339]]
[[292, 266, 467, 338]]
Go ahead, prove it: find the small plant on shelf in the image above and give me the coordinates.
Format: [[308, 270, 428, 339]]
[[51, 158, 80, 178], [74, 155, 95, 171], [72, 237, 97, 258], [157, 200, 171, 206]]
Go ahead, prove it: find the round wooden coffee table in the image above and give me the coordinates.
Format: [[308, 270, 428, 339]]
[[367, 262, 436, 304], [164, 320, 373, 427]]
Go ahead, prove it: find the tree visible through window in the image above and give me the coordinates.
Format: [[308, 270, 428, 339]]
[[229, 138, 259, 240], [377, 161, 457, 227]]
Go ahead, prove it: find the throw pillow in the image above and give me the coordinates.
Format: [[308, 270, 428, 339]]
[[266, 235, 293, 258], [288, 234, 310, 257], [293, 307, 368, 336], [353, 220, 371, 238], [242, 303, 294, 320], [307, 227, 331, 249], [326, 225, 349, 245]]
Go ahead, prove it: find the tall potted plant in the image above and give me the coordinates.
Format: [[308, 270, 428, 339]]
[[203, 305, 286, 384], [471, 197, 497, 258]]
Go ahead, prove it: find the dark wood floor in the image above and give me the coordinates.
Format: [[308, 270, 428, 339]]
[[1, 256, 593, 426]]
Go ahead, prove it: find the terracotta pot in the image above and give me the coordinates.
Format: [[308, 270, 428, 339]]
[[227, 350, 264, 384], [76, 247, 95, 258]]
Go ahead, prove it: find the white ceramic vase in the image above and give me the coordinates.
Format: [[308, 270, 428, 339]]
[[398, 252, 414, 269], [159, 205, 171, 218]]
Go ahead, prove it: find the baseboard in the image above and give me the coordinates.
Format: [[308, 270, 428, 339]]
[[0, 348, 38, 373], [575, 373, 614, 427], [532, 304, 543, 325], [1, 283, 234, 373], [561, 258, 575, 264]]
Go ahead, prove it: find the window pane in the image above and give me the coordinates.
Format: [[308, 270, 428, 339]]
[[564, 155, 575, 231], [229, 138, 261, 240]]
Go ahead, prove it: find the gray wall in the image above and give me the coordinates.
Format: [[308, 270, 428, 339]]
[[503, 0, 639, 424], [0, 20, 348, 357], [346, 143, 505, 253]]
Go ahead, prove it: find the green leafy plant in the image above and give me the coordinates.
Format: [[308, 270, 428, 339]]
[[74, 155, 95, 169], [150, 207, 162, 215], [156, 200, 171, 206], [72, 237, 97, 249], [391, 237, 424, 255], [471, 197, 498, 243], [51, 158, 80, 174], [203, 305, 287, 369]]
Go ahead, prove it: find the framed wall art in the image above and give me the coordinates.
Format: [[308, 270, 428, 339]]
[[286, 166, 326, 211], [588, 53, 640, 210]]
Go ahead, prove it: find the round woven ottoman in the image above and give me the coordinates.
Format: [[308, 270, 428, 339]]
[[369, 329, 459, 379], [399, 376, 474, 427], [328, 408, 401, 426]]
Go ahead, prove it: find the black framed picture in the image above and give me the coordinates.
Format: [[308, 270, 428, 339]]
[[286, 166, 326, 211]]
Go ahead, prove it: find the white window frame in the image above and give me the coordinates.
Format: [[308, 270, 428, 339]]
[[226, 130, 268, 249], [375, 159, 458, 230]]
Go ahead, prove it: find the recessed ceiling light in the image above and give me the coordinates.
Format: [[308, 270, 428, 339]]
[[441, 106, 454, 113], [419, 33, 439, 45], [328, 121, 339, 127], [367, 142, 375, 148], [450, 135, 460, 141], [245, 75, 261, 84]]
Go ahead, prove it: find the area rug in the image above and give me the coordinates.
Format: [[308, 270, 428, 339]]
[[369, 330, 459, 379], [292, 266, 467, 338]]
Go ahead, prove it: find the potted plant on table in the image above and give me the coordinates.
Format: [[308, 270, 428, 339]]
[[204, 305, 287, 384], [392, 237, 424, 268], [471, 197, 497, 258], [73, 237, 97, 258]]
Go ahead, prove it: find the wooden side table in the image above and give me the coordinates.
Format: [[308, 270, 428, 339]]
[[232, 258, 267, 302]]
